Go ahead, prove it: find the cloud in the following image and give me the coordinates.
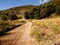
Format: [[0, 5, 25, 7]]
[[44, 0, 48, 2], [39, 0, 49, 4]]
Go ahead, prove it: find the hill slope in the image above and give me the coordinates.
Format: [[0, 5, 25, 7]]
[[31, 17, 60, 45], [0, 0, 60, 19]]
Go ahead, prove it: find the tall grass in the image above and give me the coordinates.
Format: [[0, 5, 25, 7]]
[[31, 18, 60, 45]]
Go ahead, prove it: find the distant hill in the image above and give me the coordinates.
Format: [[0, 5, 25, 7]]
[[0, 5, 37, 20]]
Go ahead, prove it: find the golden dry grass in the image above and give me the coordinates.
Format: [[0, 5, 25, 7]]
[[31, 17, 60, 45]]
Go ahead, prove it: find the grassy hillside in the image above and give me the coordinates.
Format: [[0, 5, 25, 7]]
[[0, 19, 26, 34], [31, 17, 60, 45], [0, 5, 36, 19], [0, 0, 60, 34], [0, 0, 60, 19], [0, 5, 35, 33]]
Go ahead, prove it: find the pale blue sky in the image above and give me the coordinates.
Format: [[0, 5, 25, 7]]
[[0, 0, 50, 10]]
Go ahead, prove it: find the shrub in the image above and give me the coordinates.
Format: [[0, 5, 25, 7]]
[[55, 5, 60, 15]]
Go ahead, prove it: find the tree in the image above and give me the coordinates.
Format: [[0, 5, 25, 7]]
[[1, 15, 8, 21], [9, 14, 18, 20], [24, 12, 30, 19], [30, 8, 41, 19], [55, 5, 60, 15]]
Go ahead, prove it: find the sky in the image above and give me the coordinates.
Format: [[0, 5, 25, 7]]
[[0, 0, 50, 10]]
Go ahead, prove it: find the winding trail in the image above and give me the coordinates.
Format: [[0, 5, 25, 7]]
[[0, 21, 39, 45]]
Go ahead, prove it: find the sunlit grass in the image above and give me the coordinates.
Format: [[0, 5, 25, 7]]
[[31, 17, 60, 45]]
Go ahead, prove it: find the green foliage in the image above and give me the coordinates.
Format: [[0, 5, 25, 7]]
[[8, 14, 18, 20], [24, 12, 30, 19], [31, 8, 40, 19], [24, 0, 60, 19], [55, 5, 60, 15], [25, 8, 41, 19], [1, 15, 8, 21]]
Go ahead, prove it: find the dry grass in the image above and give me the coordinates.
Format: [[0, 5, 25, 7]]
[[31, 17, 60, 45]]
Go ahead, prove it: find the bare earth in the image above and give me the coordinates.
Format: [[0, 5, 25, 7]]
[[0, 22, 39, 45]]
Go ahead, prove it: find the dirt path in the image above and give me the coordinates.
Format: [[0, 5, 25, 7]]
[[0, 22, 39, 45]]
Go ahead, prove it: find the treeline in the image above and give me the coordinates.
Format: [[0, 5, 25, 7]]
[[24, 0, 60, 19]]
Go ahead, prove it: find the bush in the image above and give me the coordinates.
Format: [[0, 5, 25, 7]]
[[55, 5, 60, 15], [1, 15, 8, 21], [9, 14, 18, 20]]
